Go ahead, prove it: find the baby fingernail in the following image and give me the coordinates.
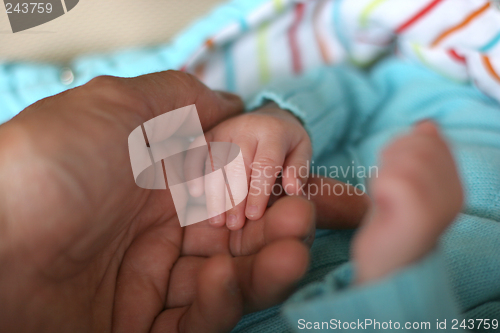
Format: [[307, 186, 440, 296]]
[[227, 214, 237, 228], [246, 205, 258, 217]]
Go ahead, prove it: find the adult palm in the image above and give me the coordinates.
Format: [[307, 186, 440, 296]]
[[0, 72, 324, 333]]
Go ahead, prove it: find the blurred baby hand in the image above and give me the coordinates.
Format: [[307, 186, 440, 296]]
[[188, 102, 312, 230], [353, 121, 463, 284]]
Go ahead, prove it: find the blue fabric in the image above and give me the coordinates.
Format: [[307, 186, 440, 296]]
[[236, 58, 500, 332], [0, 0, 270, 124]]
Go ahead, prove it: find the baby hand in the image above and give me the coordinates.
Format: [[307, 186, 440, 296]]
[[188, 103, 311, 230], [353, 121, 463, 284]]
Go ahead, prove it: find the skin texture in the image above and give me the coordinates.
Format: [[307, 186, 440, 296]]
[[195, 103, 312, 230], [0, 71, 369, 333], [0, 69, 463, 332]]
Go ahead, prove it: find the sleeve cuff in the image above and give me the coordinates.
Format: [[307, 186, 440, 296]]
[[283, 250, 464, 332], [245, 67, 351, 160]]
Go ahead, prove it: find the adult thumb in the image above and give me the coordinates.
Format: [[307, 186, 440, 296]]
[[120, 70, 244, 131]]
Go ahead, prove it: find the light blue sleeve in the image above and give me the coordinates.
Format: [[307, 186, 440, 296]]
[[278, 211, 500, 333], [242, 58, 500, 332], [284, 251, 465, 332], [246, 65, 373, 163]]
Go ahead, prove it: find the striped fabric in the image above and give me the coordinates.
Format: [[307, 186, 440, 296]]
[[180, 0, 500, 103]]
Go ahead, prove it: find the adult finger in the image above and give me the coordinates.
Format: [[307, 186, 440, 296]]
[[112, 220, 181, 333], [164, 239, 309, 316], [235, 238, 309, 313], [230, 196, 316, 256], [153, 255, 243, 333]]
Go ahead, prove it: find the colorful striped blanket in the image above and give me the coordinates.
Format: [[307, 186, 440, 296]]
[[182, 0, 500, 103]]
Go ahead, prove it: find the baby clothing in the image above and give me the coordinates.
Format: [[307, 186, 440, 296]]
[[1, 0, 500, 332], [184, 0, 500, 106], [240, 56, 500, 333]]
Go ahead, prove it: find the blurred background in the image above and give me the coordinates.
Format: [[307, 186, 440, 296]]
[[0, 0, 225, 63]]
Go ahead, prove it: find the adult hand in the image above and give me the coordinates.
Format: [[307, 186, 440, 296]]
[[0, 71, 318, 333]]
